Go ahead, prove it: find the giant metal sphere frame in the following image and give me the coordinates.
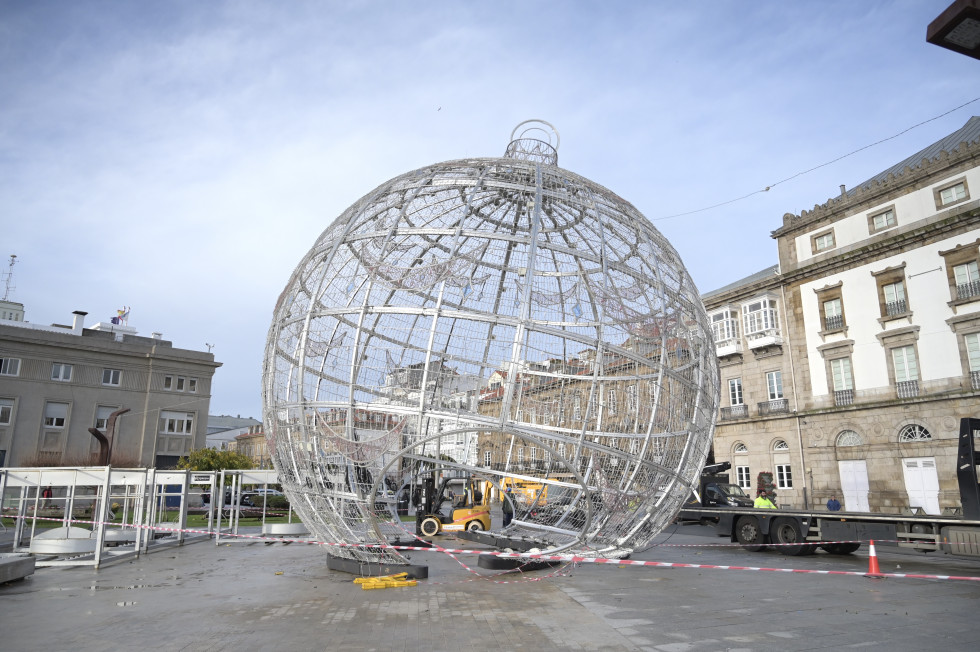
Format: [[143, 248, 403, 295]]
[[263, 121, 720, 565]]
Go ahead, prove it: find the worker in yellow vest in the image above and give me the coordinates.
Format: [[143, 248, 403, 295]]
[[754, 490, 777, 509]]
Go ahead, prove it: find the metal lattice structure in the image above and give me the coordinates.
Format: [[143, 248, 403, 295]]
[[263, 121, 720, 564]]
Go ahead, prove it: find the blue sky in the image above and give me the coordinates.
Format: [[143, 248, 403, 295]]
[[2, 1, 978, 420]]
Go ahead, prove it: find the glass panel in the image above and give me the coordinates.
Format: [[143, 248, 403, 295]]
[[831, 358, 853, 391], [967, 334, 980, 372], [893, 346, 918, 382]]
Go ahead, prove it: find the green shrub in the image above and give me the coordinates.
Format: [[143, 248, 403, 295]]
[[266, 495, 290, 510]]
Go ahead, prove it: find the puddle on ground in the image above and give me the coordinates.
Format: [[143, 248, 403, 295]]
[[42, 584, 166, 592]]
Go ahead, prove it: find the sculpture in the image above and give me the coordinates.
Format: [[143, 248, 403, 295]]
[[263, 121, 719, 566]]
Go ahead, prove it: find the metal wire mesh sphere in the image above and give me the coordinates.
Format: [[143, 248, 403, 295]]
[[263, 121, 720, 564]]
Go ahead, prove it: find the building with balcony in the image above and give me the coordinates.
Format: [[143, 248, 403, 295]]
[[0, 307, 221, 468], [707, 115, 980, 515]]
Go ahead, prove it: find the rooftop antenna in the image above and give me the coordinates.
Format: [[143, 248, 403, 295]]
[[2, 255, 17, 301]]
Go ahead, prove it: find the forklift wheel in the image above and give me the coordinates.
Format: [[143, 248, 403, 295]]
[[466, 520, 484, 532], [420, 517, 441, 537]]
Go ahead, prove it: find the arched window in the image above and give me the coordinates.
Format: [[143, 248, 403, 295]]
[[899, 424, 931, 442], [733, 442, 748, 454], [772, 439, 789, 451], [836, 430, 863, 447]]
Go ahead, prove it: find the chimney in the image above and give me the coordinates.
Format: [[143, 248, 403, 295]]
[[839, 184, 846, 197], [151, 332, 162, 340], [72, 310, 88, 335]]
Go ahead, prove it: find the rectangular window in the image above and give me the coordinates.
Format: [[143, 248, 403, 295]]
[[159, 410, 194, 435], [573, 395, 582, 421], [766, 371, 783, 400], [608, 389, 617, 414], [870, 208, 896, 232], [710, 308, 739, 342], [529, 447, 537, 461], [830, 358, 853, 391], [517, 448, 524, 463], [967, 333, 980, 372], [484, 451, 491, 466], [728, 378, 743, 405], [188, 378, 198, 393], [776, 464, 793, 489], [0, 398, 12, 425], [822, 298, 843, 330], [164, 375, 173, 390], [892, 345, 919, 382], [883, 280, 907, 316], [95, 406, 116, 430], [102, 368, 121, 386], [51, 363, 73, 382], [0, 357, 20, 376], [811, 230, 835, 253], [736, 465, 751, 489], [557, 442, 566, 458], [743, 298, 778, 334], [44, 402, 69, 428], [940, 182, 967, 205], [954, 261, 980, 301], [176, 376, 186, 391], [627, 384, 637, 412]]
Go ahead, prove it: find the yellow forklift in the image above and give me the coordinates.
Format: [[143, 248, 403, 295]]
[[415, 475, 491, 536]]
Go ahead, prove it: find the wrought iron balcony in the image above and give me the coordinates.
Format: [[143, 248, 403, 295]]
[[757, 398, 789, 415], [834, 389, 853, 406], [896, 380, 919, 399], [972, 370, 980, 390], [824, 314, 844, 330], [956, 279, 980, 301], [885, 299, 907, 316], [720, 404, 748, 420]]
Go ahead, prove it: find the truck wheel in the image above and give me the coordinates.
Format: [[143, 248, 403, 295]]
[[420, 517, 441, 537], [466, 520, 483, 532], [771, 518, 806, 556], [820, 542, 861, 555], [735, 516, 767, 551]]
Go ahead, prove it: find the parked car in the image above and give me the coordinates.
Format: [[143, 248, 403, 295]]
[[249, 488, 284, 496]]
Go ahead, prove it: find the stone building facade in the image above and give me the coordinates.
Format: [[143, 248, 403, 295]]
[[0, 307, 221, 468], [708, 116, 980, 514]]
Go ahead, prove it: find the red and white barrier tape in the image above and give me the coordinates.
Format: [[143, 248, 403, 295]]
[[7, 514, 980, 583]]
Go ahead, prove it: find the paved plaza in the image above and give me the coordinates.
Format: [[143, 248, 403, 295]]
[[2, 524, 979, 651]]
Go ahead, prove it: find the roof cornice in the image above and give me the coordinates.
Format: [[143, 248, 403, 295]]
[[772, 135, 980, 238]]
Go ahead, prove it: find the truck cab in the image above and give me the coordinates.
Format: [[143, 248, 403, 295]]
[[700, 479, 754, 507]]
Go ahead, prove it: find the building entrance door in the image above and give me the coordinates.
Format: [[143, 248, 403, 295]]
[[837, 460, 869, 512], [901, 457, 940, 515]]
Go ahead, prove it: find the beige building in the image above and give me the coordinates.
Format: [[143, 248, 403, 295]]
[[708, 115, 980, 514], [229, 425, 271, 469], [0, 307, 221, 468]]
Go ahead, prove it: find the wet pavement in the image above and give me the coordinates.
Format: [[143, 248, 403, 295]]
[[2, 524, 979, 651]]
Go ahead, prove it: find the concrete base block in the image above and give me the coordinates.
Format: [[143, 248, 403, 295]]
[[457, 530, 543, 552], [262, 523, 309, 537], [29, 526, 97, 555], [326, 553, 428, 579], [0, 553, 36, 583], [477, 555, 560, 571]]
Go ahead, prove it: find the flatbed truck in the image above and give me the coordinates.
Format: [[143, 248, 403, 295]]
[[677, 418, 980, 558]]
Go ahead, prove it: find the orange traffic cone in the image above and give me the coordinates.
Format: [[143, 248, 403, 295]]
[[864, 539, 884, 578]]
